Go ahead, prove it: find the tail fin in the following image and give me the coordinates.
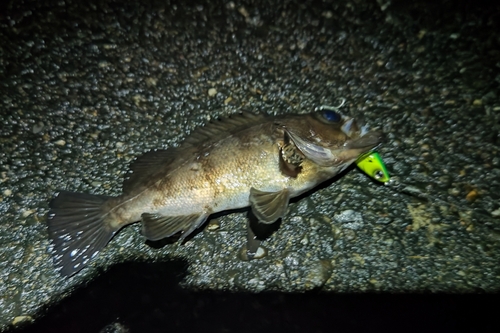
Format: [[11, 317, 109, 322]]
[[47, 191, 117, 277]]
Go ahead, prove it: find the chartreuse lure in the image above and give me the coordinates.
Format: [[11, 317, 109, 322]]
[[354, 149, 492, 224], [356, 151, 390, 183]]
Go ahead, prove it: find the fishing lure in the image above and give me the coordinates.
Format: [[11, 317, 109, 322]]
[[356, 151, 390, 183]]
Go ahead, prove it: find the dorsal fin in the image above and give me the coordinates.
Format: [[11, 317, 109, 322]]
[[182, 111, 268, 147], [123, 149, 179, 192], [123, 112, 268, 193]]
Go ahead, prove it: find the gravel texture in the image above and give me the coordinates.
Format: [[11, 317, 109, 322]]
[[1, 0, 500, 331]]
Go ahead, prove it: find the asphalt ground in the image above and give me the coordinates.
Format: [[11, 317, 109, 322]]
[[1, 0, 500, 332]]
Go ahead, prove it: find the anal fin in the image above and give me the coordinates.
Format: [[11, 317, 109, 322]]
[[141, 213, 208, 241], [249, 187, 290, 224]]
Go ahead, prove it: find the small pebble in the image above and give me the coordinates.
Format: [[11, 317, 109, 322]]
[[32, 122, 44, 134], [491, 208, 500, 217], [206, 220, 220, 231], [208, 88, 217, 97], [465, 190, 479, 202], [418, 30, 427, 39], [12, 316, 32, 325], [145, 77, 157, 87], [238, 6, 249, 18], [22, 209, 35, 218], [322, 10, 333, 19], [252, 246, 267, 259]]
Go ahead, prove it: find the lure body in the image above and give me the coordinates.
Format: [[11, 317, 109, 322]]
[[356, 152, 390, 183]]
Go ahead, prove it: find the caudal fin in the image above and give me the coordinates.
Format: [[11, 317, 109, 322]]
[[47, 191, 116, 277]]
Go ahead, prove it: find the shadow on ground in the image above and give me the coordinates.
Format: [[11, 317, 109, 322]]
[[7, 259, 499, 333]]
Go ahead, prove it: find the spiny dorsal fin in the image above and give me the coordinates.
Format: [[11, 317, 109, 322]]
[[123, 149, 179, 192], [123, 112, 268, 193], [182, 112, 268, 147]]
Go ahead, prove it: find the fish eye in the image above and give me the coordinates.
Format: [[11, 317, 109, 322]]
[[321, 110, 341, 123]]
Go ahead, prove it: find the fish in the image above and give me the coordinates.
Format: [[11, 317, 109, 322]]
[[47, 109, 383, 276]]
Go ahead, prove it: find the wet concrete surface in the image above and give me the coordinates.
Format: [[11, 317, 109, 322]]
[[1, 0, 500, 331]]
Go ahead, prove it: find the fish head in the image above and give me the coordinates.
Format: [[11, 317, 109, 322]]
[[282, 109, 383, 168]]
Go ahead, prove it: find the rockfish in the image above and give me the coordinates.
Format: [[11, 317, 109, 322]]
[[47, 109, 382, 276]]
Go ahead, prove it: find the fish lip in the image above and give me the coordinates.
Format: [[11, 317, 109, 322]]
[[344, 131, 384, 150]]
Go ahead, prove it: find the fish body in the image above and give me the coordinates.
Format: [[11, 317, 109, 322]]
[[48, 110, 382, 276]]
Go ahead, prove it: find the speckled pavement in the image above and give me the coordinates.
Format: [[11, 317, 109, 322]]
[[1, 0, 500, 331]]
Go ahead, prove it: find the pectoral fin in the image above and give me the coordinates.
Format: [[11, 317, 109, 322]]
[[249, 187, 290, 224], [141, 213, 207, 241]]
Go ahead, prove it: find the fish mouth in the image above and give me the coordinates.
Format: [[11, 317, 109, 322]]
[[344, 131, 384, 150], [285, 129, 384, 167]]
